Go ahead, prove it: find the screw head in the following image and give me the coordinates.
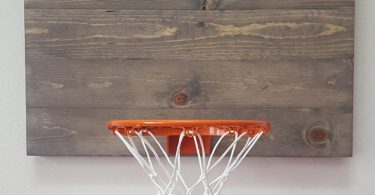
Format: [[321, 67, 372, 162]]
[[305, 123, 333, 148], [172, 92, 189, 106], [310, 128, 327, 141]]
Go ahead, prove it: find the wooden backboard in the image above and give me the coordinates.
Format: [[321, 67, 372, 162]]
[[25, 0, 354, 156]]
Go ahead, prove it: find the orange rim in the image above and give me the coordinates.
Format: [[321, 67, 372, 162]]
[[108, 120, 271, 137]]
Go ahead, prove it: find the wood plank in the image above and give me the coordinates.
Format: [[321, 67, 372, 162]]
[[25, 0, 201, 10], [216, 0, 354, 10], [26, 58, 353, 109], [25, 9, 354, 60], [25, 0, 354, 10], [27, 107, 352, 156]]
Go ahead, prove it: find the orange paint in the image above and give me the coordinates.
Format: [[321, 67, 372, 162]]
[[107, 120, 271, 155]]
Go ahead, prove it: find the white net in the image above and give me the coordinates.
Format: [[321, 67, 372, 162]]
[[114, 129, 263, 195]]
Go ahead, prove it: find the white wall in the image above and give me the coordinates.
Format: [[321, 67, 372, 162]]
[[1, 0, 374, 194]]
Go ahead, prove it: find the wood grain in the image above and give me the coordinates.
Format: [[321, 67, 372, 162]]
[[25, 0, 354, 10], [217, 0, 354, 10], [25, 9, 354, 60], [26, 58, 353, 109], [27, 107, 352, 156], [25, 0, 354, 156], [25, 0, 201, 10]]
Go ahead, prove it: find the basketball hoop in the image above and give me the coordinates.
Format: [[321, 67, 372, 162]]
[[107, 120, 270, 195]]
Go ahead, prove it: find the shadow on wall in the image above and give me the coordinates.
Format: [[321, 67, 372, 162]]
[[227, 158, 351, 189], [31, 156, 351, 190]]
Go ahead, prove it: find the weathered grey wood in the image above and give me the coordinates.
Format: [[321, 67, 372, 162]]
[[27, 107, 352, 156], [216, 0, 354, 10], [25, 9, 354, 60], [25, 0, 354, 10], [25, 0, 202, 10], [26, 58, 353, 109], [25, 0, 354, 157]]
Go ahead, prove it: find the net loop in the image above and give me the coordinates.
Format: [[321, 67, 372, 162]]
[[109, 120, 270, 195], [114, 130, 265, 195]]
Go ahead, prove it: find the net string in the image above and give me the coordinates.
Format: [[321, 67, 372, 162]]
[[114, 128, 263, 195]]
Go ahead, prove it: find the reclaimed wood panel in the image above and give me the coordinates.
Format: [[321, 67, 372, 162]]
[[25, 0, 354, 156], [25, 0, 354, 10], [26, 58, 353, 109], [27, 107, 352, 156], [25, 9, 354, 60]]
